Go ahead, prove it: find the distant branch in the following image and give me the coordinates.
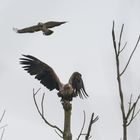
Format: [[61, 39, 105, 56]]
[[33, 88, 63, 135]]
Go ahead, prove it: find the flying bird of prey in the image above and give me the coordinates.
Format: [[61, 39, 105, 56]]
[[13, 21, 66, 35], [20, 55, 88, 100]]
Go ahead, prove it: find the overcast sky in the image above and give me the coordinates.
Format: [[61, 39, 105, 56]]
[[0, 0, 140, 140]]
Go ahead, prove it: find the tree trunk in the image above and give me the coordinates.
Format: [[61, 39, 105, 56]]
[[63, 102, 72, 140], [123, 123, 127, 140]]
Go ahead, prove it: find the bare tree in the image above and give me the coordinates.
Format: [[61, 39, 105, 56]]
[[33, 88, 98, 140], [112, 21, 140, 140]]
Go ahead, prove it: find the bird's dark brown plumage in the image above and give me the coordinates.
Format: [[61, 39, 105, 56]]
[[69, 72, 89, 99], [20, 55, 61, 91], [14, 21, 66, 35], [20, 55, 88, 99]]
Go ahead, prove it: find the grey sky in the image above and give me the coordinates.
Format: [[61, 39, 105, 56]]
[[0, 0, 140, 139]]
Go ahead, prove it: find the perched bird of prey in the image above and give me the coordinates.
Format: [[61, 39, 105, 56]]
[[13, 21, 66, 35], [20, 55, 88, 100]]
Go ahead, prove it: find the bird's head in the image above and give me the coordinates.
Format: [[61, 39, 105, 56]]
[[72, 71, 82, 78], [38, 22, 43, 26]]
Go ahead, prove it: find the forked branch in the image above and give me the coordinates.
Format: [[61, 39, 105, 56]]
[[85, 113, 99, 140], [33, 88, 63, 136], [126, 95, 140, 126], [77, 111, 99, 140]]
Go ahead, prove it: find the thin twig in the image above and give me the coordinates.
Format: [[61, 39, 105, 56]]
[[0, 124, 8, 130], [128, 94, 133, 112], [118, 24, 124, 54], [126, 95, 140, 126], [0, 128, 5, 140], [119, 42, 127, 54], [133, 108, 140, 119], [33, 88, 41, 96], [126, 94, 140, 120], [120, 35, 140, 76], [77, 111, 86, 140], [33, 88, 63, 134], [54, 130, 63, 139], [85, 113, 99, 140], [112, 21, 118, 56], [41, 93, 45, 116], [0, 110, 6, 123]]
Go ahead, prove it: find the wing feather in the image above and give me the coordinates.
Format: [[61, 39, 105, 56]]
[[14, 24, 41, 33], [20, 55, 62, 91], [69, 72, 89, 99], [44, 21, 66, 28]]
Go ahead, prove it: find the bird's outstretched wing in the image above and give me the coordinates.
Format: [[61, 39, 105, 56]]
[[20, 55, 62, 91], [13, 24, 41, 33], [69, 72, 89, 99], [44, 21, 67, 28]]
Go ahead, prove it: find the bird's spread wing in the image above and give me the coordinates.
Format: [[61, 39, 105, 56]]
[[69, 72, 89, 99], [14, 24, 41, 33], [20, 55, 62, 91], [44, 21, 66, 28]]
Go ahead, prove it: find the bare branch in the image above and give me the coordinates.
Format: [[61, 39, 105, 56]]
[[120, 35, 140, 76], [77, 111, 86, 140], [126, 95, 140, 119], [133, 108, 140, 119], [119, 42, 127, 54], [126, 95, 140, 126], [33, 88, 41, 96], [41, 93, 45, 116], [118, 24, 124, 54], [0, 110, 6, 124], [85, 113, 99, 140], [33, 88, 63, 134], [128, 94, 133, 111], [126, 94, 133, 119], [54, 130, 63, 139], [112, 21, 118, 56], [0, 125, 8, 130], [0, 128, 5, 140]]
